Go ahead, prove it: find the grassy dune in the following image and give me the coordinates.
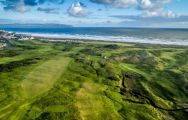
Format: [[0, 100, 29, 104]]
[[0, 39, 188, 120]]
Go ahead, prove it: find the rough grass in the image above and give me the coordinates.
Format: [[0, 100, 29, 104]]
[[0, 39, 188, 120], [76, 82, 122, 120]]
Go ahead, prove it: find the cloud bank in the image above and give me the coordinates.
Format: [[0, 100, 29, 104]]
[[0, 0, 64, 12], [37, 7, 59, 14], [90, 0, 137, 8], [110, 15, 188, 27], [0, 0, 181, 19], [90, 0, 177, 18]]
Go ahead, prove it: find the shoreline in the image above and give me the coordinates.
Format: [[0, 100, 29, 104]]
[[1, 30, 188, 47], [19, 32, 188, 46], [32, 35, 188, 48]]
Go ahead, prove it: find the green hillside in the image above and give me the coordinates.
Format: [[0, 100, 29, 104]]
[[0, 39, 188, 120]]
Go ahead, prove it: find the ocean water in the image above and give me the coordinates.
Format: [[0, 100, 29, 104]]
[[1, 27, 188, 45]]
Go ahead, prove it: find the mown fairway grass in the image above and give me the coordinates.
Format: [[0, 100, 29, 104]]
[[0, 39, 188, 120], [22, 57, 71, 98]]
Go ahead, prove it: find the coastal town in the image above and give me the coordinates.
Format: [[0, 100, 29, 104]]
[[0, 30, 34, 49]]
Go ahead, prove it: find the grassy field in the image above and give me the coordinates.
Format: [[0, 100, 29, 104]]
[[0, 39, 188, 120]]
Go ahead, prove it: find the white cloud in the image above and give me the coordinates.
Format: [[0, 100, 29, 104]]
[[138, 0, 160, 10], [90, 0, 176, 18], [67, 2, 89, 17], [165, 10, 178, 18], [138, 0, 178, 18], [90, 0, 178, 18], [113, 0, 137, 8], [141, 0, 152, 8], [15, 0, 28, 13], [90, 0, 113, 4], [90, 0, 137, 8], [142, 8, 178, 18], [159, 0, 171, 4]]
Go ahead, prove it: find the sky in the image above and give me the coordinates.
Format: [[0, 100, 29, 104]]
[[0, 0, 188, 27]]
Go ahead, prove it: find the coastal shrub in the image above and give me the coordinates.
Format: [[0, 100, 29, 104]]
[[79, 48, 101, 56], [0, 49, 22, 57], [174, 50, 188, 66], [149, 50, 162, 57], [0, 57, 41, 72], [98, 44, 120, 50]]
